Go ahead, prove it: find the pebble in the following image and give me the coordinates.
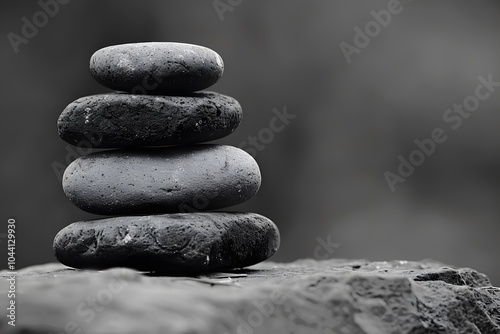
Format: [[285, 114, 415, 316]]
[[57, 92, 242, 148], [90, 42, 224, 94], [53, 212, 280, 274], [62, 145, 261, 215], [55, 42, 280, 275]]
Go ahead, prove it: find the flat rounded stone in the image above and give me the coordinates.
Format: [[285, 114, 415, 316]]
[[90, 42, 224, 94], [53, 212, 280, 274], [62, 145, 261, 215], [57, 92, 242, 148]]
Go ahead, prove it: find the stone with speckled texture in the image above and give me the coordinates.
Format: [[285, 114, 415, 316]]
[[90, 42, 224, 94], [53, 212, 280, 274], [2, 259, 499, 333], [57, 92, 242, 148], [62, 144, 261, 215]]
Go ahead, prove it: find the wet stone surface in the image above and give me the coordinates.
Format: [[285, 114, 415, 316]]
[[62, 144, 261, 215], [1, 259, 499, 334], [90, 42, 224, 95], [58, 92, 242, 148], [53, 212, 280, 274]]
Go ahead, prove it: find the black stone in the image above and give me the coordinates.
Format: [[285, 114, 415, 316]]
[[89, 42, 224, 95], [53, 212, 280, 274], [62, 145, 261, 215], [57, 92, 242, 148]]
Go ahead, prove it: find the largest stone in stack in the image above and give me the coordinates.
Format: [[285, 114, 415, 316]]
[[54, 42, 280, 275]]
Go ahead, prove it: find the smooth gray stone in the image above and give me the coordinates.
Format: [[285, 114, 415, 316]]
[[53, 212, 280, 274], [57, 92, 242, 148], [62, 145, 261, 215], [90, 42, 224, 94], [1, 259, 499, 334]]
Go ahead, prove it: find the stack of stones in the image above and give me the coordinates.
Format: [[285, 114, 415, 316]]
[[53, 42, 280, 275]]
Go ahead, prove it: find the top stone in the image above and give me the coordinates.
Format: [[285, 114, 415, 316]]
[[89, 42, 224, 95]]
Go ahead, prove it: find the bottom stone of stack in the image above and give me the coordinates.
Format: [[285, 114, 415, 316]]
[[53, 212, 280, 275]]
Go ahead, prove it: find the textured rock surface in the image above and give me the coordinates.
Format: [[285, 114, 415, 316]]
[[90, 42, 224, 94], [1, 259, 499, 334], [53, 212, 280, 274], [62, 144, 261, 215], [58, 92, 242, 148]]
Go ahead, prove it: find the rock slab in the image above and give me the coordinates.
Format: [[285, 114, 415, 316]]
[[58, 92, 242, 148], [1, 259, 499, 334], [62, 144, 261, 215], [90, 42, 224, 94], [53, 212, 280, 274]]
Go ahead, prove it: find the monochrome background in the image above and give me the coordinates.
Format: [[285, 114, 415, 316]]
[[2, 0, 500, 285]]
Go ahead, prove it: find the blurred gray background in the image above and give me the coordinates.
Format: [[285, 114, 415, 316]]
[[2, 1, 500, 284]]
